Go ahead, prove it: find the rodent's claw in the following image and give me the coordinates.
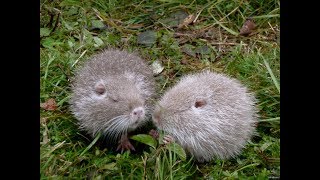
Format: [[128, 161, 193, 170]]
[[163, 135, 174, 144], [117, 139, 136, 153], [149, 129, 159, 139]]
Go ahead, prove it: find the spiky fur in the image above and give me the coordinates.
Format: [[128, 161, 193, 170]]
[[153, 71, 258, 162], [69, 49, 155, 143]]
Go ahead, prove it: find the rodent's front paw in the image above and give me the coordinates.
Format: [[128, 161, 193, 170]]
[[117, 136, 136, 153], [149, 129, 159, 139], [163, 135, 175, 144]]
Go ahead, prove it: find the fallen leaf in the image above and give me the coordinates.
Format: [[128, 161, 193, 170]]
[[178, 14, 195, 29], [151, 60, 164, 75], [195, 45, 211, 55], [137, 30, 157, 47], [40, 98, 57, 111], [181, 44, 196, 57], [239, 18, 256, 36], [158, 10, 189, 28]]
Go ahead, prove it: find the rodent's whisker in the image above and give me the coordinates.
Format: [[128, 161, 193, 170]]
[[102, 115, 131, 143]]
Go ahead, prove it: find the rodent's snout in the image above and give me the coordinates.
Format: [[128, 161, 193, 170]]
[[131, 107, 145, 122]]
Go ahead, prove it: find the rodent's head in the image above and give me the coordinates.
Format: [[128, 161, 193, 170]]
[[152, 71, 257, 137], [70, 74, 150, 139], [93, 78, 147, 129], [153, 98, 208, 128], [152, 77, 210, 131]]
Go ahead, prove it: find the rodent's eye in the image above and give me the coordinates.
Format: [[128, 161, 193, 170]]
[[94, 82, 106, 95], [194, 100, 207, 108]]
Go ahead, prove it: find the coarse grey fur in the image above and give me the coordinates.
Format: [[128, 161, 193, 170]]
[[152, 71, 258, 162], [69, 49, 155, 146]]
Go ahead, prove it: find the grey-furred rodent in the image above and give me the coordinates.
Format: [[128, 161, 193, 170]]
[[152, 71, 258, 162], [69, 49, 155, 151]]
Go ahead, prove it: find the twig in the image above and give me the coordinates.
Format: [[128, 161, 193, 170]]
[[47, 12, 54, 28], [156, 20, 175, 32], [160, 76, 169, 93], [210, 13, 239, 36], [173, 32, 194, 38], [92, 8, 135, 34], [56, 63, 71, 82], [268, 21, 276, 34], [211, 42, 247, 46], [212, 52, 226, 64], [193, 1, 216, 23], [51, 11, 60, 34], [212, 6, 239, 26], [218, 27, 223, 52]]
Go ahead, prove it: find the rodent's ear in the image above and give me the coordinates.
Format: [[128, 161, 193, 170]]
[[94, 82, 106, 95], [194, 100, 207, 108]]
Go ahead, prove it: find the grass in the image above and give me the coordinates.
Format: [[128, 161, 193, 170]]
[[40, 0, 280, 179]]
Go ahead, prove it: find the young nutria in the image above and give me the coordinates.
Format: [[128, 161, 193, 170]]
[[152, 71, 258, 162], [69, 49, 155, 152]]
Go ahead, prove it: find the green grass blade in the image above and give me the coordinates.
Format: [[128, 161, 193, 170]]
[[79, 132, 101, 156], [259, 52, 280, 94], [210, 14, 239, 36], [233, 163, 260, 174], [251, 14, 280, 19], [259, 117, 280, 122], [42, 141, 66, 159]]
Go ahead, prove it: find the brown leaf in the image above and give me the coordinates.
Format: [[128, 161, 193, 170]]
[[40, 98, 57, 111], [239, 18, 256, 36], [178, 14, 196, 29]]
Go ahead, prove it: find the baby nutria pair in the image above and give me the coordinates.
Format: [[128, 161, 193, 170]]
[[69, 49, 258, 162]]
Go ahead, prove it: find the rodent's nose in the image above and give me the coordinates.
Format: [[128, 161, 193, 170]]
[[132, 107, 144, 118]]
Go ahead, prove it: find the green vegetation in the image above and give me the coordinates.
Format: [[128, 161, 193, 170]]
[[40, 0, 280, 179]]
